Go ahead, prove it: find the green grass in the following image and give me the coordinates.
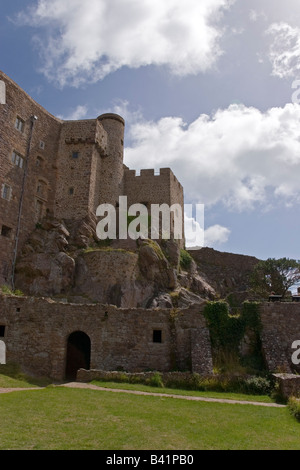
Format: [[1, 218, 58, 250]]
[[0, 364, 51, 388], [0, 386, 299, 450], [90, 380, 275, 403]]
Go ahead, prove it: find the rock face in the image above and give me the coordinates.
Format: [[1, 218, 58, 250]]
[[15, 219, 76, 296], [16, 217, 252, 308]]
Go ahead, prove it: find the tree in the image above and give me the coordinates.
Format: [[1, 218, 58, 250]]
[[250, 257, 300, 298]]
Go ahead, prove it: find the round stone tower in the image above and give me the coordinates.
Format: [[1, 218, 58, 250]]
[[97, 113, 125, 206]]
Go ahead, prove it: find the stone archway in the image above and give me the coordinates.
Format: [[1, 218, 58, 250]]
[[0, 340, 6, 364], [65, 331, 91, 380]]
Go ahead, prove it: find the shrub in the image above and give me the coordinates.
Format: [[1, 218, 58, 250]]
[[288, 397, 300, 422], [180, 249, 193, 270], [240, 376, 273, 396], [146, 372, 164, 388], [1, 285, 24, 296]]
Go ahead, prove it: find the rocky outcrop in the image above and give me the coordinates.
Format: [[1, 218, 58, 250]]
[[15, 217, 242, 308]]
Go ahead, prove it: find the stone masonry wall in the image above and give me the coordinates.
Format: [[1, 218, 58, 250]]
[[189, 247, 259, 297], [123, 168, 184, 246], [0, 71, 62, 285], [260, 302, 300, 373], [0, 294, 211, 380]]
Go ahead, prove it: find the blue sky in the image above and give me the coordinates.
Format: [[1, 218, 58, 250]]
[[2, 0, 300, 260]]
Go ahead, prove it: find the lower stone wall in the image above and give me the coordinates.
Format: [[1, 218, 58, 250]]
[[273, 374, 300, 399], [260, 303, 300, 373], [0, 294, 212, 380]]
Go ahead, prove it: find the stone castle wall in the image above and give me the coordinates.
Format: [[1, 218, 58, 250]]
[[0, 294, 212, 381], [260, 302, 300, 374], [189, 247, 259, 297], [124, 168, 185, 246], [0, 71, 62, 285]]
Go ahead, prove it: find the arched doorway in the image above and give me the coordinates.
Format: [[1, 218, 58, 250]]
[[0, 340, 6, 364], [65, 331, 91, 380]]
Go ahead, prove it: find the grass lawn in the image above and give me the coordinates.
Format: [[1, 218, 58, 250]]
[[0, 385, 299, 450]]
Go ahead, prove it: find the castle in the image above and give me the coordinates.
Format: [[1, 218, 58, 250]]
[[0, 71, 184, 288], [0, 71, 299, 384]]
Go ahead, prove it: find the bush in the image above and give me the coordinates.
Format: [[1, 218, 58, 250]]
[[146, 372, 164, 388], [288, 397, 300, 422], [240, 376, 273, 396], [180, 249, 193, 270], [1, 285, 24, 296]]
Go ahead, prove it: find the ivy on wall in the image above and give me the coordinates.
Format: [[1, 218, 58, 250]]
[[202, 300, 263, 373]]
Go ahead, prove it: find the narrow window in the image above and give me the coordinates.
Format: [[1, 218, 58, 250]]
[[72, 151, 79, 159], [15, 117, 24, 133], [36, 180, 47, 199], [153, 330, 162, 343], [69, 187, 74, 195], [12, 151, 24, 169], [36, 157, 43, 168], [39, 141, 45, 150], [2, 184, 12, 201], [1, 226, 12, 238], [0, 326, 5, 337]]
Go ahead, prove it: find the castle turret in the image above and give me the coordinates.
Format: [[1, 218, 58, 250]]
[[97, 113, 125, 207]]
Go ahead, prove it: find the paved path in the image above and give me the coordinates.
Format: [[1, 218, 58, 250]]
[[0, 387, 42, 394], [59, 382, 287, 408], [0, 382, 286, 408]]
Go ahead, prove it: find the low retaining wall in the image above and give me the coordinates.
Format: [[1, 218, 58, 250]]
[[273, 374, 300, 399]]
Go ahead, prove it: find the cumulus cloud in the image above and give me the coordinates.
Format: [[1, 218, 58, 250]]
[[57, 105, 88, 120], [204, 224, 231, 246], [15, 0, 234, 86], [124, 102, 300, 210], [184, 212, 230, 248], [267, 22, 300, 78]]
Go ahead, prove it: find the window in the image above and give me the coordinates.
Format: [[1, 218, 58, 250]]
[[72, 151, 79, 159], [1, 226, 12, 238], [69, 187, 74, 195], [15, 117, 24, 132], [1, 184, 12, 201], [0, 326, 5, 337], [36, 157, 44, 168], [153, 330, 162, 343], [35, 199, 44, 222], [36, 180, 47, 199], [12, 151, 24, 169], [39, 141, 45, 150]]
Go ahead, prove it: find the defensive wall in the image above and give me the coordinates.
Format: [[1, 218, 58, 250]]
[[260, 302, 300, 374], [0, 294, 212, 381], [1, 293, 300, 381], [189, 247, 259, 297]]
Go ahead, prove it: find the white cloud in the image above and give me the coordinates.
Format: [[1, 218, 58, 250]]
[[184, 213, 230, 249], [267, 22, 300, 78], [16, 0, 234, 86], [57, 105, 88, 120], [204, 224, 231, 246], [249, 9, 267, 23], [124, 102, 300, 211]]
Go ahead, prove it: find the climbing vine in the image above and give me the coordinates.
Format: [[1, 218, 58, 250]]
[[202, 300, 263, 373]]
